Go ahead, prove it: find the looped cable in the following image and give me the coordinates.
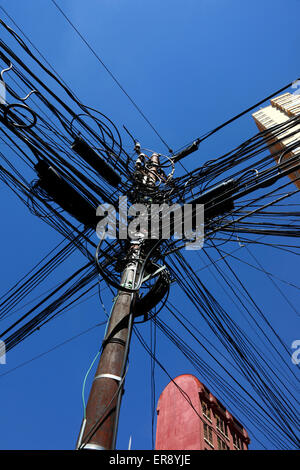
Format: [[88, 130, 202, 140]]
[[0, 61, 12, 81], [19, 89, 39, 102], [3, 102, 37, 129]]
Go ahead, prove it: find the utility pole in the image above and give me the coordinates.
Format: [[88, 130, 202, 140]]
[[76, 147, 160, 451]]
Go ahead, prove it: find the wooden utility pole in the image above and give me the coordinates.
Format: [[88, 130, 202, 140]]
[[76, 245, 141, 450], [76, 149, 160, 450]]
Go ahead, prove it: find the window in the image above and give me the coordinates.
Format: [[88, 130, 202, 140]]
[[255, 111, 265, 118], [216, 415, 228, 437], [203, 423, 213, 446], [217, 436, 229, 450], [232, 432, 243, 450], [201, 401, 211, 420]]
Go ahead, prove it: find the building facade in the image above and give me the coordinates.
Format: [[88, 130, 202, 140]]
[[252, 92, 300, 189], [155, 374, 250, 450]]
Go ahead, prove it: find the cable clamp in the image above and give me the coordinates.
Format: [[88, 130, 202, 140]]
[[102, 337, 126, 349], [142, 265, 166, 283], [83, 443, 107, 451], [94, 373, 122, 382]]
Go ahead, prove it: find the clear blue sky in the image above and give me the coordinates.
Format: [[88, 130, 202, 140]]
[[0, 0, 299, 450]]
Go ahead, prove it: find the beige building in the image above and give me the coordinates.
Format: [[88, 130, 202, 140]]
[[252, 92, 300, 189]]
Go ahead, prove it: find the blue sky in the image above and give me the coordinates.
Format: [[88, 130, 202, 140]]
[[0, 0, 299, 450]]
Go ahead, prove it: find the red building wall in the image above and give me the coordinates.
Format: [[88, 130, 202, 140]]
[[155, 374, 250, 451]]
